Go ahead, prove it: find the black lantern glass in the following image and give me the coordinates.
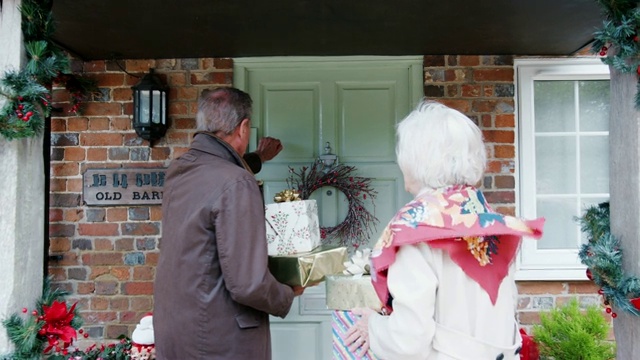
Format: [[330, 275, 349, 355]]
[[131, 69, 168, 143]]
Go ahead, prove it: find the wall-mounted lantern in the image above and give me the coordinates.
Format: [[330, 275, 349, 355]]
[[131, 69, 168, 144]]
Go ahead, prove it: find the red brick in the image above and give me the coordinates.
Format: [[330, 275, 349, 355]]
[[111, 267, 132, 281], [50, 238, 71, 252], [52, 162, 80, 176], [190, 71, 232, 85], [459, 56, 480, 66], [123, 281, 154, 295], [150, 206, 163, 221], [483, 130, 514, 144], [120, 311, 140, 324], [145, 252, 159, 265], [50, 209, 64, 222], [68, 117, 89, 131], [111, 116, 131, 131], [90, 267, 111, 280], [115, 238, 134, 251], [472, 100, 498, 113], [474, 68, 514, 82], [77, 282, 96, 295], [91, 297, 109, 310], [52, 89, 71, 103], [125, 59, 155, 72], [168, 101, 189, 116], [494, 206, 515, 216], [50, 118, 67, 132], [131, 297, 153, 311], [50, 179, 66, 192], [168, 73, 187, 86], [87, 147, 108, 161], [109, 297, 130, 310], [82, 252, 122, 265], [92, 73, 126, 87], [517, 311, 541, 325], [495, 114, 515, 128], [106, 324, 130, 339], [84, 61, 106, 72], [89, 117, 110, 131], [171, 87, 198, 101], [78, 223, 119, 236], [436, 99, 471, 113], [83, 311, 118, 325], [64, 209, 83, 222], [495, 145, 515, 158], [151, 147, 171, 161], [495, 175, 515, 189], [121, 222, 160, 236], [82, 103, 122, 116], [461, 84, 481, 97], [81, 133, 123, 146], [133, 266, 155, 280], [444, 69, 469, 82], [65, 147, 86, 161], [107, 208, 128, 222], [95, 239, 115, 251], [483, 191, 515, 204], [166, 132, 190, 145], [213, 58, 234, 69], [113, 88, 133, 102], [566, 281, 599, 294]]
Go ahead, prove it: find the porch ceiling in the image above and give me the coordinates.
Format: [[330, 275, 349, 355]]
[[51, 0, 604, 61]]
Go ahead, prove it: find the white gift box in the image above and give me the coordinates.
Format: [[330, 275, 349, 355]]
[[265, 199, 321, 255]]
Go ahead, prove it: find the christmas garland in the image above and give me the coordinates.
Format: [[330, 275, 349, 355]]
[[286, 162, 378, 248], [578, 202, 640, 318], [0, 0, 97, 141], [591, 0, 640, 108], [1, 278, 133, 360]]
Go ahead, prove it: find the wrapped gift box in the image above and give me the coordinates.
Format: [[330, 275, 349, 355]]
[[325, 274, 382, 311], [265, 199, 321, 256], [268, 245, 347, 286], [332, 310, 380, 360]]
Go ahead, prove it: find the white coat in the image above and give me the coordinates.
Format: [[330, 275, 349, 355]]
[[368, 243, 522, 360]]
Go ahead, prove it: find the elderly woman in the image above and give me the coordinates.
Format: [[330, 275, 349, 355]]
[[345, 100, 544, 360]]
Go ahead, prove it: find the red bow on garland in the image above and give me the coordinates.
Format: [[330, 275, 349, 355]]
[[40, 300, 78, 353]]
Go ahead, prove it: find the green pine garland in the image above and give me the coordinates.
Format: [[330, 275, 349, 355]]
[[591, 0, 640, 108], [0, 0, 97, 141], [578, 202, 640, 317]]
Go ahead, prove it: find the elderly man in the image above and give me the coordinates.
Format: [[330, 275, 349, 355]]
[[154, 87, 303, 359]]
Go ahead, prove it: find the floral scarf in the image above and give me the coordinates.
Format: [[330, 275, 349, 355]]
[[371, 185, 544, 312]]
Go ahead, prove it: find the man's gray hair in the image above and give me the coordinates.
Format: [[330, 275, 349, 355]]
[[196, 87, 253, 134], [396, 99, 487, 191]]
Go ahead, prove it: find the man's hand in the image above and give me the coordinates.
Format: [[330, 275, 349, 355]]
[[292, 285, 305, 296], [255, 137, 283, 162]]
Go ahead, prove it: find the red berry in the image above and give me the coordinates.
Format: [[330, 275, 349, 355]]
[[16, 112, 23, 117], [599, 51, 607, 56], [612, 312, 618, 318], [606, 307, 612, 313], [635, 36, 639, 42], [78, 329, 83, 334], [637, 65, 640, 75], [18, 104, 24, 110], [32, 310, 38, 316], [83, 333, 89, 338], [22, 307, 27, 313], [598, 289, 604, 295], [18, 96, 23, 101], [586, 268, 593, 280], [26, 111, 33, 117]]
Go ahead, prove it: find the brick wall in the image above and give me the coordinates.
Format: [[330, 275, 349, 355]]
[[48, 55, 604, 343]]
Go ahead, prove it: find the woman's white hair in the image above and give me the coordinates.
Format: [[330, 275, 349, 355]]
[[396, 99, 486, 192]]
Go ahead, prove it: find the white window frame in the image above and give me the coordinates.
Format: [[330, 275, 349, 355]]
[[514, 57, 610, 280]]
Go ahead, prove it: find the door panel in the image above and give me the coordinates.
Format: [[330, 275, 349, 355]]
[[235, 56, 422, 360]]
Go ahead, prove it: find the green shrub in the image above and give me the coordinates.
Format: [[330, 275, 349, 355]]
[[532, 298, 615, 360]]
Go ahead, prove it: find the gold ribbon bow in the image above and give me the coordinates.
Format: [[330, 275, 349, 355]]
[[274, 189, 301, 203]]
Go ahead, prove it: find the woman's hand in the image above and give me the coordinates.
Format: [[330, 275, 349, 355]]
[[343, 307, 375, 356]]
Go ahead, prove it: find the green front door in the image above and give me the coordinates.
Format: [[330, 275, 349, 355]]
[[234, 56, 422, 360]]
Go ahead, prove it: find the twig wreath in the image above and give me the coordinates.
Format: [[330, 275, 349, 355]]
[[287, 162, 378, 248], [578, 202, 640, 318]]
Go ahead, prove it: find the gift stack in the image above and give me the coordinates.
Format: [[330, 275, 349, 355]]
[[326, 249, 382, 360], [266, 189, 347, 286]]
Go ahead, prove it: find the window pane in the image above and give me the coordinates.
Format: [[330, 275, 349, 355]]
[[536, 136, 576, 194], [580, 135, 609, 194], [579, 80, 610, 132], [534, 81, 575, 132], [537, 198, 579, 249]]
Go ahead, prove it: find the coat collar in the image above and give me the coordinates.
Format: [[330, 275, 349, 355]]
[[191, 131, 253, 173]]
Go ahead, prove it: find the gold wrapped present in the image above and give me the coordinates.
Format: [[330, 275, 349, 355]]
[[268, 245, 347, 286]]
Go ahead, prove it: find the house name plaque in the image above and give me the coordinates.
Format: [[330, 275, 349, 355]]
[[83, 168, 167, 206]]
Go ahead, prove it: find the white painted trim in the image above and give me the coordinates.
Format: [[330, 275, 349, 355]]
[[514, 57, 610, 281]]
